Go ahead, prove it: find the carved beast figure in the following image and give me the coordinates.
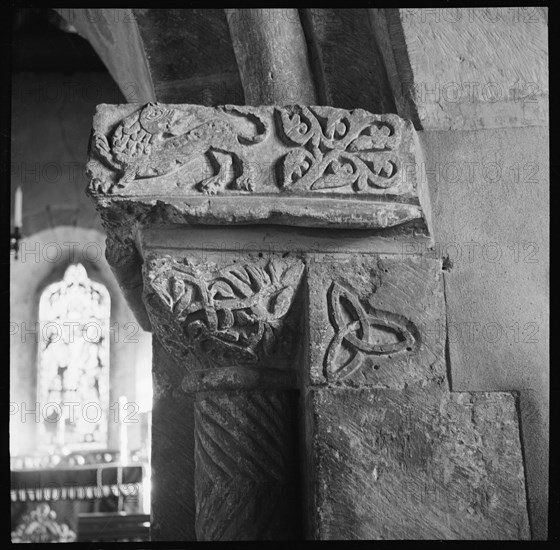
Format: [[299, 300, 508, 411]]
[[90, 102, 270, 194]]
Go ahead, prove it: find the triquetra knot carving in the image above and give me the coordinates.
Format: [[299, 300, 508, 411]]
[[325, 282, 419, 380]]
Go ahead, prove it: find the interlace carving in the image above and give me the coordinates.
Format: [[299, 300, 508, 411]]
[[90, 102, 269, 194], [278, 106, 403, 192], [325, 282, 418, 380], [143, 256, 304, 369]]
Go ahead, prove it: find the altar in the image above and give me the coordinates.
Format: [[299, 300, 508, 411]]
[[11, 452, 149, 542]]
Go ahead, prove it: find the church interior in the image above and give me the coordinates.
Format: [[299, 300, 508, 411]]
[[10, 8, 153, 542], [9, 8, 548, 542]]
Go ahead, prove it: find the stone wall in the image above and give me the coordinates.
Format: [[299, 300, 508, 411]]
[[421, 125, 549, 538]]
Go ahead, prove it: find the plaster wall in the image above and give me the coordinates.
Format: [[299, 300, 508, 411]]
[[420, 125, 549, 539]]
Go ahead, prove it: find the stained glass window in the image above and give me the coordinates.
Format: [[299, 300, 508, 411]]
[[37, 264, 110, 452]]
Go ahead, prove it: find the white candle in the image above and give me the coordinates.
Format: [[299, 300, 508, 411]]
[[119, 395, 128, 465], [14, 186, 23, 228]]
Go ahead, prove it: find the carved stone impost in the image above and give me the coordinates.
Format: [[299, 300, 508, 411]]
[[86, 103, 429, 216]]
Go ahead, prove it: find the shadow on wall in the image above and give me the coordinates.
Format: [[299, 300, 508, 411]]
[[11, 71, 125, 236]]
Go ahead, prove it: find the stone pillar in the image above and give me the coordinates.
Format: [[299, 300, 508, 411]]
[[86, 102, 529, 540], [142, 253, 304, 540]]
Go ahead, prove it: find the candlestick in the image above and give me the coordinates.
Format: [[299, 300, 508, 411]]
[[10, 226, 22, 260], [14, 186, 22, 228]]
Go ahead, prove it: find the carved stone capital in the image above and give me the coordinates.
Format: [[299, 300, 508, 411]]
[[142, 253, 304, 391]]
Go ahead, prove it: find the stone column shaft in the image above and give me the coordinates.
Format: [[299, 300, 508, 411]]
[[193, 390, 299, 540], [140, 250, 305, 539], [225, 8, 317, 105]]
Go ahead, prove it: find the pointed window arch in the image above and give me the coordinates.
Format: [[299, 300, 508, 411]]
[[37, 264, 110, 452]]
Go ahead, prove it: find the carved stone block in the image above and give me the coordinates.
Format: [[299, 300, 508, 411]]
[[304, 385, 530, 539], [86, 103, 431, 232], [306, 254, 446, 387], [142, 252, 305, 386]]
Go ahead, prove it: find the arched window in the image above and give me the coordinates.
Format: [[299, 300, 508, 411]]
[[37, 264, 110, 453]]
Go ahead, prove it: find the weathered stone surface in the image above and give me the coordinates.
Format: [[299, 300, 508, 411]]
[[142, 249, 305, 540], [134, 227, 530, 541], [86, 103, 432, 334], [300, 251, 529, 539], [85, 100, 531, 540], [306, 254, 446, 388], [139, 224, 432, 257], [194, 390, 301, 540], [419, 126, 549, 539], [305, 385, 530, 539], [370, 8, 548, 130], [142, 252, 304, 378], [86, 103, 430, 232]]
